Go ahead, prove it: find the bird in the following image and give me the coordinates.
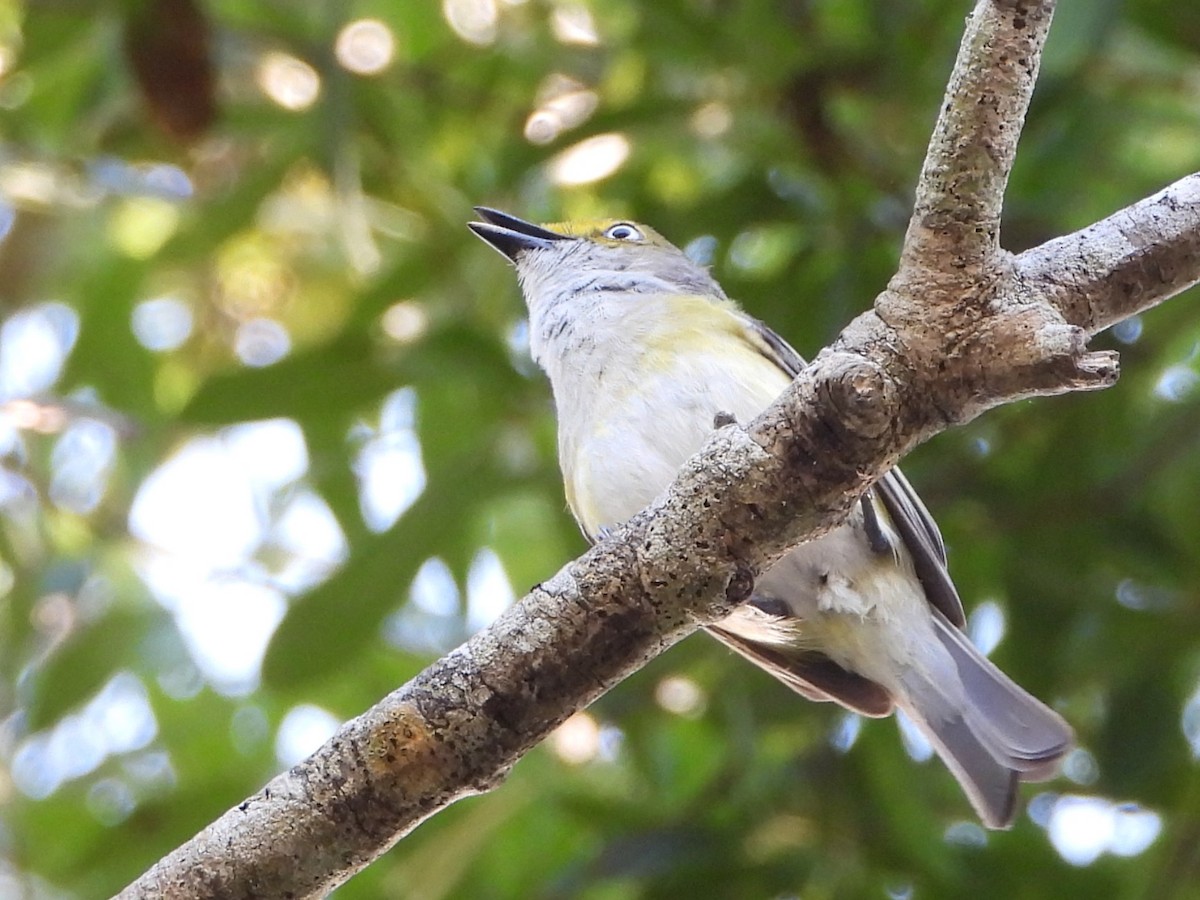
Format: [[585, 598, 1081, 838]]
[[469, 207, 1072, 828]]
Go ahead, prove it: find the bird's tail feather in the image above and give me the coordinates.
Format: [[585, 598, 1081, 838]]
[[897, 611, 1073, 828]]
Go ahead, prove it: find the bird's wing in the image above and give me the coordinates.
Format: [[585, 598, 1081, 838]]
[[874, 467, 965, 626], [705, 622, 894, 716], [735, 311, 966, 628]]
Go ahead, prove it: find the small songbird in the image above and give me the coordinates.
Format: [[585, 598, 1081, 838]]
[[469, 208, 1072, 828]]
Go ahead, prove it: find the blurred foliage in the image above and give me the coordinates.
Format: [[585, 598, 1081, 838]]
[[0, 0, 1198, 897]]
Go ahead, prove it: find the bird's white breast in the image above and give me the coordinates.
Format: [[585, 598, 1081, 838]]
[[539, 294, 788, 536]]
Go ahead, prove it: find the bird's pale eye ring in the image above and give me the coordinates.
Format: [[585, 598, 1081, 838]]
[[603, 222, 643, 242]]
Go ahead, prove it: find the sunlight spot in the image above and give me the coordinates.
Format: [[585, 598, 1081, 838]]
[[655, 675, 706, 717], [122, 750, 176, 792], [0, 162, 58, 206], [126, 425, 318, 696], [335, 19, 395, 75], [269, 490, 347, 593], [132, 297, 193, 351], [1046, 795, 1161, 865], [50, 418, 117, 514], [0, 70, 32, 110], [411, 557, 459, 617], [108, 197, 179, 259], [87, 777, 136, 826], [1062, 748, 1100, 786], [235, 318, 291, 367], [169, 580, 286, 695], [524, 75, 598, 145], [968, 599, 1006, 655], [547, 132, 631, 186], [728, 224, 798, 278], [381, 551, 463, 652], [90, 673, 158, 754], [143, 163, 194, 200], [357, 388, 426, 531], [466, 547, 515, 630], [895, 708, 934, 762], [944, 821, 988, 847], [0, 302, 78, 400], [276, 704, 341, 767], [257, 52, 321, 111], [1180, 683, 1200, 757], [1111, 316, 1142, 345], [684, 234, 718, 267], [551, 712, 600, 765], [1153, 364, 1199, 402], [505, 319, 536, 376], [231, 704, 271, 756], [597, 724, 624, 762], [156, 660, 204, 700], [224, 418, 309, 492], [10, 672, 157, 800], [215, 234, 293, 320], [381, 301, 429, 344], [442, 0, 498, 45], [830, 712, 861, 752], [1115, 577, 1176, 612], [1048, 795, 1112, 865], [130, 437, 264, 567], [551, 3, 600, 45], [691, 102, 732, 138], [1110, 805, 1162, 857]]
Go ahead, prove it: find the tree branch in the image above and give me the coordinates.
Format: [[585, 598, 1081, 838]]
[[899, 0, 1053, 272], [1016, 173, 1200, 334], [119, 1, 1200, 897]]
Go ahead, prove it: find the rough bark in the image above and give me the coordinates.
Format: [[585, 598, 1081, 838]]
[[119, 1, 1200, 897]]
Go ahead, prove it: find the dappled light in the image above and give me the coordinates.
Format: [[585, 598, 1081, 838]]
[[547, 132, 631, 185], [256, 52, 321, 111], [335, 20, 396, 76], [524, 74, 599, 145], [442, 0, 499, 46], [550, 4, 600, 46], [0, 0, 1197, 896], [654, 675, 706, 717], [275, 704, 341, 768], [131, 297, 193, 352], [1042, 795, 1162, 866], [550, 712, 601, 765], [11, 674, 157, 801]]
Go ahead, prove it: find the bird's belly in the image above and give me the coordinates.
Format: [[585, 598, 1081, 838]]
[[745, 527, 938, 689]]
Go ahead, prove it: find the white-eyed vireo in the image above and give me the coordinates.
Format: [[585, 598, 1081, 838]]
[[469, 208, 1071, 828]]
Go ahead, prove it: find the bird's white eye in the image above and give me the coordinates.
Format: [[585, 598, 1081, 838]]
[[603, 222, 643, 242]]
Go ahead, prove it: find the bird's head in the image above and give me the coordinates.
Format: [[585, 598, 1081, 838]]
[[468, 207, 727, 308]]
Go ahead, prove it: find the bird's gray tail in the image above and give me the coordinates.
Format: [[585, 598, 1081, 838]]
[[898, 611, 1073, 829]]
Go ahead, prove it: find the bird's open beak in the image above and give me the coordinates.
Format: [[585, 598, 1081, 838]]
[[469, 207, 568, 261]]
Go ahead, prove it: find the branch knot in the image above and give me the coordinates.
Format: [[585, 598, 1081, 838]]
[[817, 353, 895, 442]]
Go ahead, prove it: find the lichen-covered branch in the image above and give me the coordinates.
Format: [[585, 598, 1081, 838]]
[[118, 1, 1200, 897], [899, 0, 1054, 273], [1016, 173, 1200, 334]]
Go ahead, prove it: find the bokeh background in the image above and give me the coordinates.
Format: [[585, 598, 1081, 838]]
[[2, 0, 1200, 897]]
